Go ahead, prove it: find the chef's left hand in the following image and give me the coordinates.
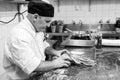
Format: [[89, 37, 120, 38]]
[[56, 49, 70, 57], [52, 49, 72, 64]]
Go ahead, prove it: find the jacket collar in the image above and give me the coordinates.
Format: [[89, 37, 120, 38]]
[[22, 18, 44, 37], [23, 18, 36, 37]]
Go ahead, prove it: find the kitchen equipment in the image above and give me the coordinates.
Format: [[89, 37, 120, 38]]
[[51, 25, 56, 33], [58, 25, 64, 33], [102, 39, 120, 46], [61, 39, 95, 47]]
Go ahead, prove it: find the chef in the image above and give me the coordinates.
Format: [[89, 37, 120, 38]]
[[2, 0, 71, 80]]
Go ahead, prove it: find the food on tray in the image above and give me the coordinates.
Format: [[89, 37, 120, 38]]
[[69, 50, 96, 66]]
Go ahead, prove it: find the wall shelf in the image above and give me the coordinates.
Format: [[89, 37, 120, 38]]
[[47, 31, 117, 36], [47, 33, 70, 36], [0, 1, 29, 4]]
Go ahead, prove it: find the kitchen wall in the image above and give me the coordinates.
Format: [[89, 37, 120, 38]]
[[53, 0, 120, 24]]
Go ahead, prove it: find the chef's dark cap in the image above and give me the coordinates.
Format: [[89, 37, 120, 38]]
[[28, 0, 54, 17]]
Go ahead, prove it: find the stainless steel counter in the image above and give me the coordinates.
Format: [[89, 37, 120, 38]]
[[31, 47, 120, 80]]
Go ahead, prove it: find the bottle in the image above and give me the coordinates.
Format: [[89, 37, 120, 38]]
[[96, 34, 102, 49], [96, 31, 102, 49], [96, 26, 102, 49]]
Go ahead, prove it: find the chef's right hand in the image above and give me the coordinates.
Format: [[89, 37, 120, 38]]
[[53, 56, 71, 68]]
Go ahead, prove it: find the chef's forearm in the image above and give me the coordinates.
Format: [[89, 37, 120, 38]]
[[45, 47, 57, 56], [35, 61, 57, 72]]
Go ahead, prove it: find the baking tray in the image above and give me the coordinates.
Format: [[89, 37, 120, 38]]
[[61, 39, 95, 47]]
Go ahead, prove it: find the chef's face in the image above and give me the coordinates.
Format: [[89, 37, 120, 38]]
[[33, 14, 52, 32]]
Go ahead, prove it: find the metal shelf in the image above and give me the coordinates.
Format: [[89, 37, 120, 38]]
[[47, 33, 70, 36], [0, 1, 29, 4]]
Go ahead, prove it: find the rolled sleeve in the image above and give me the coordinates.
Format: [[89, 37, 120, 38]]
[[24, 56, 40, 74], [10, 37, 41, 75]]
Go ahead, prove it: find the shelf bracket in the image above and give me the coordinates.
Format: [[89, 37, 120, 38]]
[[89, 0, 91, 12], [17, 3, 21, 22]]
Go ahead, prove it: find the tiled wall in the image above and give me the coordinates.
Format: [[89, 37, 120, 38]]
[[53, 0, 120, 24]]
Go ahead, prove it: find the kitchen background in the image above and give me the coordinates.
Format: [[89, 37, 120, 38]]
[[0, 0, 120, 75]]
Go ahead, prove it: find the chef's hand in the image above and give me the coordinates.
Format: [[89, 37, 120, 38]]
[[61, 52, 72, 61], [52, 50, 72, 61], [55, 49, 70, 57], [53, 56, 71, 68]]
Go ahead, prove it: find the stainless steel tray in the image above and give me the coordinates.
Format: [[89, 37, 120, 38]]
[[61, 39, 95, 47]]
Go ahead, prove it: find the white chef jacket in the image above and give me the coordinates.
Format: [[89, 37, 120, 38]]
[[2, 18, 50, 80]]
